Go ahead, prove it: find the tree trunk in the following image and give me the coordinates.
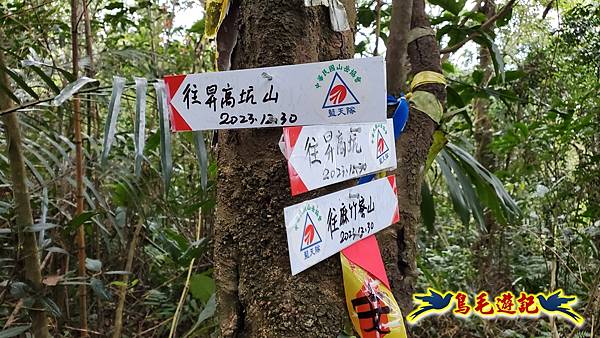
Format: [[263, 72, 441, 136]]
[[378, 0, 445, 315], [0, 39, 52, 338], [472, 0, 512, 296], [214, 1, 444, 336], [70, 0, 89, 335], [214, 1, 357, 336]]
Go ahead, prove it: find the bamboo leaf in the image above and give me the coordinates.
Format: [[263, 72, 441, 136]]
[[441, 148, 486, 232], [437, 151, 470, 226], [90, 277, 112, 301], [420, 181, 436, 232], [473, 33, 505, 82], [51, 76, 97, 106], [85, 258, 103, 272], [193, 131, 209, 190], [1, 65, 39, 99], [0, 80, 21, 104], [39, 297, 62, 317], [0, 325, 31, 338], [21, 59, 76, 82], [425, 130, 447, 172], [134, 77, 147, 176], [153, 80, 173, 194], [446, 143, 520, 222], [66, 211, 98, 232], [101, 76, 126, 165], [38, 187, 48, 248], [28, 65, 61, 94]]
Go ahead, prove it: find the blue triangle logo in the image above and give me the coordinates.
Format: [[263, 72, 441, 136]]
[[376, 129, 389, 159], [322, 72, 360, 109], [300, 213, 323, 251]]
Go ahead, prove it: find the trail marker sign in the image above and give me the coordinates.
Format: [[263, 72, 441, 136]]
[[284, 176, 400, 275], [164, 57, 386, 131], [283, 119, 397, 195]]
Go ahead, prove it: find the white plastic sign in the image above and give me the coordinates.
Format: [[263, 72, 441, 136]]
[[284, 176, 399, 275], [164, 57, 386, 131], [283, 119, 397, 195]]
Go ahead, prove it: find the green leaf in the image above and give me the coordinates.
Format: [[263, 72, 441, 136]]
[[9, 282, 32, 298], [425, 130, 447, 172], [40, 296, 62, 317], [189, 274, 215, 303], [489, 70, 525, 85], [441, 61, 456, 73], [441, 149, 486, 232], [90, 277, 112, 301], [27, 65, 61, 94], [473, 33, 505, 82], [428, 0, 466, 16], [66, 211, 98, 232], [437, 152, 470, 226], [189, 19, 205, 34], [496, 5, 513, 27], [420, 181, 436, 232], [85, 257, 103, 272], [446, 86, 465, 108], [0, 325, 31, 338], [357, 5, 376, 27], [1, 65, 39, 99], [471, 69, 484, 85], [446, 143, 520, 222], [0, 80, 21, 104], [193, 131, 209, 190]]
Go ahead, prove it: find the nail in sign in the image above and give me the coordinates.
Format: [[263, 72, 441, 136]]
[[283, 119, 397, 195], [164, 57, 386, 131], [284, 176, 399, 275]]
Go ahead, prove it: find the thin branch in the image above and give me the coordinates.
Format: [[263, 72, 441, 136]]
[[385, 0, 413, 95], [441, 0, 517, 54], [373, 0, 382, 56]]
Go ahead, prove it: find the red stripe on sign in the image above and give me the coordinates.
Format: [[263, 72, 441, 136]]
[[284, 126, 303, 150], [164, 74, 186, 99], [170, 105, 192, 131], [342, 236, 391, 289], [387, 175, 397, 194], [392, 205, 400, 224], [164, 75, 192, 132], [288, 163, 308, 196], [387, 175, 400, 223]]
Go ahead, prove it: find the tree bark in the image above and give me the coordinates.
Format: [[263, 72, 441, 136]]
[[472, 0, 512, 296], [213, 1, 357, 337], [377, 0, 446, 315], [0, 38, 52, 338]]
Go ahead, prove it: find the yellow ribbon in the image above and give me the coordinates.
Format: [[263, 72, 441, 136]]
[[410, 70, 447, 92], [204, 0, 230, 39], [407, 71, 446, 123]]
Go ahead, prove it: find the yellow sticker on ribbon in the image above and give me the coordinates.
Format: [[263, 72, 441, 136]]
[[204, 0, 230, 39], [341, 254, 407, 338]]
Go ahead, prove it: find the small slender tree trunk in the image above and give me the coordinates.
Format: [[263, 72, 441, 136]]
[[0, 38, 52, 338], [112, 220, 143, 338], [472, 0, 512, 295], [70, 0, 89, 335], [378, 0, 446, 315]]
